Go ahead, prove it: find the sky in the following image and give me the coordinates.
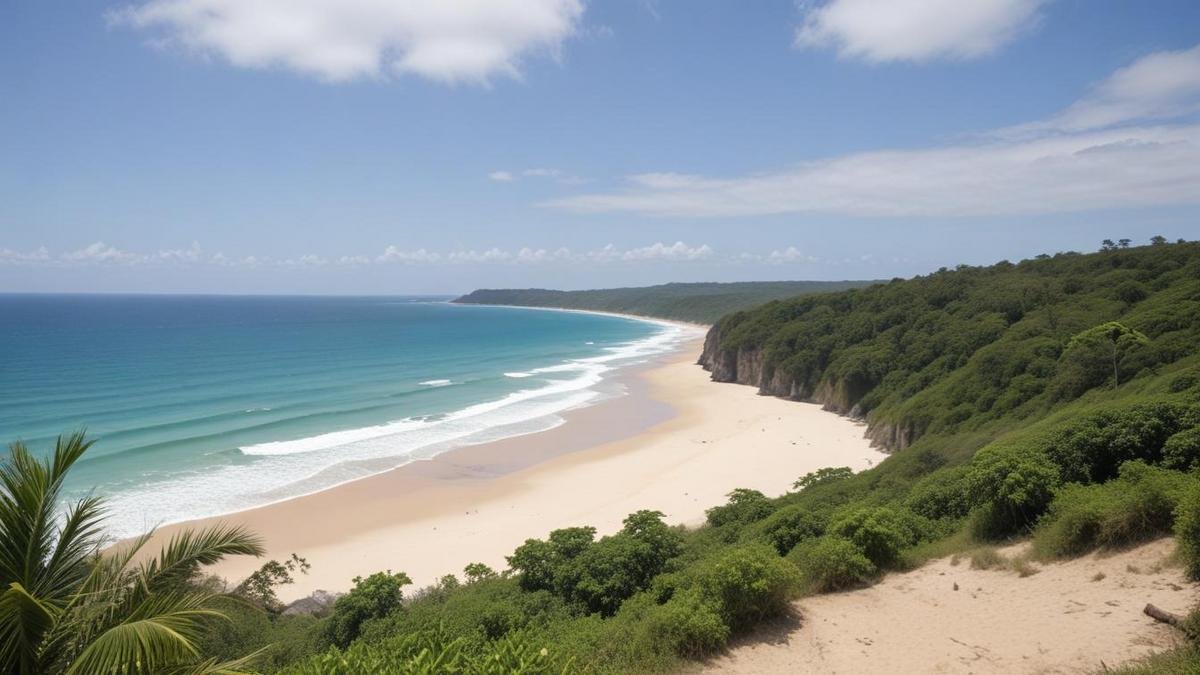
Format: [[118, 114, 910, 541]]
[[1, 0, 1199, 294]]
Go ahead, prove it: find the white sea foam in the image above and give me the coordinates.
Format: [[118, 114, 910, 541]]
[[504, 372, 533, 378], [419, 379, 452, 387], [102, 316, 703, 538]]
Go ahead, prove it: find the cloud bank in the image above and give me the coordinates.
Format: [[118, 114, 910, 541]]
[[796, 0, 1049, 63], [111, 0, 585, 83], [547, 44, 1200, 219]]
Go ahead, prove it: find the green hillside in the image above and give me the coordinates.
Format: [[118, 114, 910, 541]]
[[453, 280, 877, 324]]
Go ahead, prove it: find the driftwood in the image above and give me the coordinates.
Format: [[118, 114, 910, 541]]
[[1144, 603, 1183, 627]]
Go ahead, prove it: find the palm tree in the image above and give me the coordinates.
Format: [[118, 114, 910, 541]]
[[0, 430, 266, 674]]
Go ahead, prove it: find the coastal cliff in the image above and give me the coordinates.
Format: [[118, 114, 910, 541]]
[[698, 323, 915, 453]]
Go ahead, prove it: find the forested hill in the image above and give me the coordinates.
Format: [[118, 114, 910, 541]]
[[701, 240, 1200, 452], [452, 280, 876, 324]]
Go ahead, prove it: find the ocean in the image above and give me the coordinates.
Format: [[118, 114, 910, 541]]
[[0, 294, 690, 537]]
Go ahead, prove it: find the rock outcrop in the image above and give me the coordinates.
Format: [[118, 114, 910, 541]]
[[698, 325, 911, 452]]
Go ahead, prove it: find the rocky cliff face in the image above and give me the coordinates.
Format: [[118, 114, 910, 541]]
[[698, 325, 912, 452]]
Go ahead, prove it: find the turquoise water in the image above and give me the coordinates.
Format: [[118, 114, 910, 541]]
[[0, 295, 689, 536]]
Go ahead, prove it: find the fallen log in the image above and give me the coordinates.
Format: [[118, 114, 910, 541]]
[[1144, 603, 1183, 627]]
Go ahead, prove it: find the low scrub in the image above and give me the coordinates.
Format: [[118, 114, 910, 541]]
[[787, 536, 877, 593], [1033, 461, 1190, 558]]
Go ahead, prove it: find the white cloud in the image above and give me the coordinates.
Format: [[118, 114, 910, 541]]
[[796, 0, 1048, 63], [546, 46, 1200, 220], [61, 242, 143, 264], [588, 241, 714, 262], [111, 0, 585, 84], [0, 246, 51, 263], [768, 247, 818, 264], [1008, 44, 1200, 134], [488, 171, 516, 182]]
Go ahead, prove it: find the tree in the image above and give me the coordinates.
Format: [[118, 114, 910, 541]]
[[1150, 235, 1168, 246], [0, 431, 264, 674], [234, 553, 310, 614], [1100, 239, 1117, 251], [1118, 238, 1132, 248], [1066, 322, 1150, 389], [793, 467, 854, 491], [325, 571, 411, 648], [462, 562, 496, 584]]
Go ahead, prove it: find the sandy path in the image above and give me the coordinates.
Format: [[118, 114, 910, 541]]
[[704, 538, 1197, 674], [150, 338, 886, 600]]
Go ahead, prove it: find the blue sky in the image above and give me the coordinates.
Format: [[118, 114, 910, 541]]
[[2, 0, 1199, 294]]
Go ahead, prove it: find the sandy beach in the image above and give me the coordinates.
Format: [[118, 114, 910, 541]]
[[155, 335, 886, 601], [704, 538, 1197, 674]]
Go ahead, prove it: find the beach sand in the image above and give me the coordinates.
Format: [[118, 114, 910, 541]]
[[703, 538, 1196, 674], [156, 337, 886, 601]]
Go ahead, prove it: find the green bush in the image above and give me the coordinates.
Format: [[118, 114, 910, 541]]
[[645, 589, 730, 657], [828, 507, 927, 568], [1033, 462, 1190, 557], [966, 445, 1061, 540], [787, 536, 877, 593], [692, 544, 801, 631], [1044, 403, 1199, 483], [758, 505, 828, 555], [904, 466, 973, 521], [706, 488, 774, 528], [1163, 427, 1200, 472], [325, 571, 412, 648], [1175, 481, 1200, 580]]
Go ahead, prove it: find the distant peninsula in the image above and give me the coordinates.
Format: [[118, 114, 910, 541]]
[[452, 280, 878, 325]]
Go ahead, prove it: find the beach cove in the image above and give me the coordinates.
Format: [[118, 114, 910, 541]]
[[161, 335, 887, 601]]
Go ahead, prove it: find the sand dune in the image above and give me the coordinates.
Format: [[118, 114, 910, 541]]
[[704, 538, 1196, 674]]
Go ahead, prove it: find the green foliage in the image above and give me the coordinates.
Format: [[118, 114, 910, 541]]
[[793, 466, 854, 491], [688, 544, 801, 631], [285, 627, 571, 674], [759, 505, 829, 555], [1175, 481, 1200, 581], [1033, 462, 1191, 557], [828, 507, 928, 567], [454, 280, 878, 324], [0, 431, 265, 675], [235, 553, 310, 613], [643, 590, 729, 658], [787, 536, 877, 593], [1164, 427, 1200, 472], [966, 445, 1061, 539], [1043, 402, 1200, 483], [325, 571, 413, 648], [705, 488, 773, 528], [463, 562, 498, 584], [708, 242, 1200, 445]]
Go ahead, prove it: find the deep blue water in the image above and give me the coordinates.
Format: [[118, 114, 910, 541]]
[[0, 295, 686, 536]]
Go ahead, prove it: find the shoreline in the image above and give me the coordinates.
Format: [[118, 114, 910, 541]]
[[150, 335, 886, 602]]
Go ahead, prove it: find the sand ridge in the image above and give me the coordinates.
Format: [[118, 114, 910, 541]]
[[704, 538, 1197, 674]]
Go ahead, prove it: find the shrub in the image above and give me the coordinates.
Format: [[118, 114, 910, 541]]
[[759, 505, 828, 555], [828, 507, 927, 568], [692, 544, 801, 631], [904, 465, 973, 521], [1033, 462, 1190, 558], [507, 526, 596, 592], [1043, 403, 1199, 483], [1163, 427, 1200, 472], [325, 571, 412, 648], [645, 589, 730, 657], [706, 488, 774, 528], [793, 467, 854, 491], [1175, 481, 1200, 580], [967, 445, 1061, 540], [787, 536, 877, 593]]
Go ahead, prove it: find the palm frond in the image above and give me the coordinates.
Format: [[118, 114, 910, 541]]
[[138, 525, 264, 592]]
